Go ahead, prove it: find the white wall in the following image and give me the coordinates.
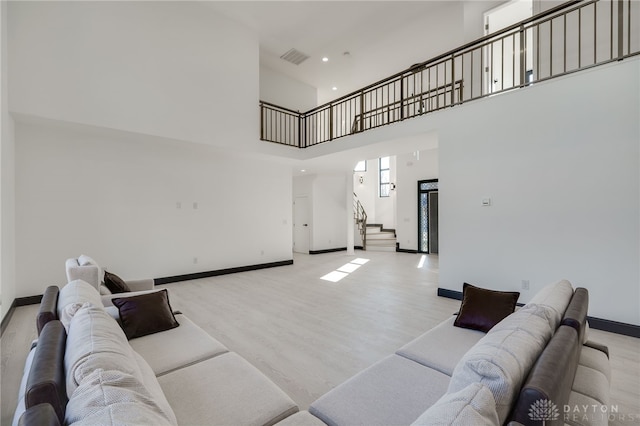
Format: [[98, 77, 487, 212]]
[[293, 173, 347, 252], [1, 0, 16, 320], [396, 149, 439, 251], [438, 59, 639, 325], [260, 66, 318, 112], [14, 120, 292, 298], [8, 1, 259, 150]]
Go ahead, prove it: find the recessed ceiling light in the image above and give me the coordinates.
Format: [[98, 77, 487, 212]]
[[322, 57, 329, 62], [332, 86, 337, 91], [301, 169, 306, 172]]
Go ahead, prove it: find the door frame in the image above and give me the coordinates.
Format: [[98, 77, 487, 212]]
[[483, 0, 534, 94], [417, 179, 438, 254]]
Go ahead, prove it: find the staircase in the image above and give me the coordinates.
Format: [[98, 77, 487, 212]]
[[353, 193, 368, 250], [365, 225, 397, 252]]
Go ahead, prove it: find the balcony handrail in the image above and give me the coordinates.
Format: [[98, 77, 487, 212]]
[[260, 0, 638, 148], [259, 101, 301, 115], [305, 0, 584, 115]]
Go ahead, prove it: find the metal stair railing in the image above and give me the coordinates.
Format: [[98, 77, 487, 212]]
[[353, 193, 367, 251]]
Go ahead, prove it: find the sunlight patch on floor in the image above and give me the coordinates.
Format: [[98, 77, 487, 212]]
[[321, 258, 371, 282]]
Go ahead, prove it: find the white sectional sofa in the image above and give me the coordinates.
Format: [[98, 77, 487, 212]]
[[15, 277, 610, 426], [306, 280, 611, 426], [14, 280, 298, 426]]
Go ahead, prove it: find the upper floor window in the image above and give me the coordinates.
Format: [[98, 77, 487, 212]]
[[354, 160, 367, 172], [379, 157, 390, 197]]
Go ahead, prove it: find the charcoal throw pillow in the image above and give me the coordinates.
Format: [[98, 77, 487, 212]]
[[453, 283, 519, 333], [103, 271, 131, 294], [112, 289, 179, 339]]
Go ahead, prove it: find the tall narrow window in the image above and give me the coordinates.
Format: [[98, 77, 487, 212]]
[[379, 157, 390, 197]]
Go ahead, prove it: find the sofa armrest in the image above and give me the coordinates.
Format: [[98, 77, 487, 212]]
[[18, 404, 61, 426], [65, 258, 100, 291], [25, 321, 67, 425], [125, 278, 154, 292], [37, 286, 59, 336], [584, 340, 609, 358]]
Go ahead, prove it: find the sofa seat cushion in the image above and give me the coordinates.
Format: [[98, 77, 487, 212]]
[[571, 364, 610, 406], [158, 352, 298, 426], [65, 369, 176, 426], [128, 313, 228, 376], [448, 304, 554, 424], [565, 391, 609, 426], [411, 382, 499, 426], [579, 345, 611, 383], [309, 355, 450, 426], [396, 316, 485, 376], [275, 411, 327, 426]]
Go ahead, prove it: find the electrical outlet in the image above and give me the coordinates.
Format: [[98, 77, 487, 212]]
[[521, 280, 530, 290], [193, 257, 198, 264]]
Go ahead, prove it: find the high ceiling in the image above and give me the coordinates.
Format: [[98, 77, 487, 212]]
[[206, 1, 462, 105]]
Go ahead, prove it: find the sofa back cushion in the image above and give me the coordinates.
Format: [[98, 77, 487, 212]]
[[24, 321, 68, 425], [64, 304, 142, 398], [65, 369, 176, 426], [509, 325, 580, 425], [448, 304, 554, 424], [411, 382, 499, 426], [57, 280, 102, 320], [527, 280, 574, 330]]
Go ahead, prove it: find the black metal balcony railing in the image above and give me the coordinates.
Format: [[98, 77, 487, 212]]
[[260, 0, 639, 149]]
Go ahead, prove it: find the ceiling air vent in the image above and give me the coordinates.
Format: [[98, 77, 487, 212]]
[[280, 48, 310, 66]]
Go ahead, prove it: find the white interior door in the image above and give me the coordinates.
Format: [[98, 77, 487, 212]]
[[293, 196, 310, 254], [484, 0, 533, 93]]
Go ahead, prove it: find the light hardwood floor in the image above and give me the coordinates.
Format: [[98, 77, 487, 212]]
[[1, 252, 639, 425]]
